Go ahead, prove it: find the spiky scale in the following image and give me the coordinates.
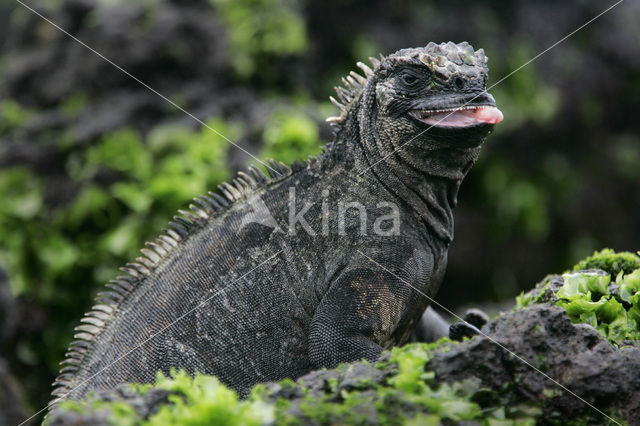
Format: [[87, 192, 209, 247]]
[[238, 171, 257, 188], [336, 87, 353, 103], [349, 71, 367, 85], [140, 248, 161, 264], [187, 204, 207, 220], [291, 160, 305, 170], [74, 324, 102, 335], [69, 340, 90, 350], [229, 178, 245, 197], [232, 178, 250, 193], [54, 373, 73, 382], [73, 325, 97, 335], [58, 367, 78, 376], [69, 339, 92, 349], [176, 210, 199, 225], [217, 182, 237, 201], [265, 159, 279, 175], [174, 216, 195, 229], [60, 357, 83, 367], [115, 275, 135, 286], [56, 372, 74, 380], [164, 228, 183, 242], [193, 197, 217, 215], [81, 316, 105, 328], [208, 191, 230, 207], [248, 166, 268, 183], [356, 61, 373, 76], [105, 282, 129, 298], [121, 265, 141, 278], [329, 96, 345, 110], [265, 159, 288, 177], [168, 221, 188, 238], [73, 332, 95, 342], [154, 240, 172, 254], [128, 262, 151, 276], [346, 75, 361, 89], [136, 256, 156, 270], [86, 310, 111, 322], [146, 241, 168, 257], [64, 350, 84, 360], [97, 291, 123, 305], [51, 388, 68, 397], [97, 289, 122, 301]]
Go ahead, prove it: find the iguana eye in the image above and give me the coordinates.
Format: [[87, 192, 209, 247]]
[[400, 73, 420, 86]]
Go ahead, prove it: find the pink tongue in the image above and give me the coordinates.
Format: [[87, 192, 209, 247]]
[[475, 106, 504, 124], [424, 106, 504, 127]]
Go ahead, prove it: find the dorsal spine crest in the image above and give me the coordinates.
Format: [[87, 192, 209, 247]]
[[51, 160, 293, 403], [325, 56, 381, 126]]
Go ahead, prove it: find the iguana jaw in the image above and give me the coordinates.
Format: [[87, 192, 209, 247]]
[[409, 104, 503, 128]]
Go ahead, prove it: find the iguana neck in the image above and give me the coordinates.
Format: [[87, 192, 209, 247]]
[[365, 143, 480, 244]]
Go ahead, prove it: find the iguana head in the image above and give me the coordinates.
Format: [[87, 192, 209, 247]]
[[328, 42, 503, 240], [329, 41, 502, 153]]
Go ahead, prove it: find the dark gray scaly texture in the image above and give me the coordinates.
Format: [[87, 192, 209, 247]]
[[51, 41, 499, 404]]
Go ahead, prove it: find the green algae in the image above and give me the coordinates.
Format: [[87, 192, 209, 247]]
[[572, 248, 640, 277], [555, 269, 640, 345], [516, 250, 640, 346]]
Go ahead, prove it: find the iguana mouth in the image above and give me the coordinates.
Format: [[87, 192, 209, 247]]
[[410, 105, 503, 128]]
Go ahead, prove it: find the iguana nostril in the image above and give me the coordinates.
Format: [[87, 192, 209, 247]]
[[454, 77, 465, 90]]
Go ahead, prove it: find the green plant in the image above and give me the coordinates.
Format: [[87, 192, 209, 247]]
[[0, 167, 45, 296], [212, 0, 308, 78], [0, 120, 235, 374], [479, 159, 550, 241], [148, 370, 274, 425], [260, 109, 322, 164], [572, 248, 640, 277], [555, 269, 640, 345], [0, 99, 34, 135], [59, 94, 88, 118], [515, 249, 640, 345]]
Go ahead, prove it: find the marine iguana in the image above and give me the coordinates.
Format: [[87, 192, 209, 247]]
[[51, 41, 503, 403]]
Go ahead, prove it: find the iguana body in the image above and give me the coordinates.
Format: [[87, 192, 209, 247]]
[[52, 42, 503, 402]]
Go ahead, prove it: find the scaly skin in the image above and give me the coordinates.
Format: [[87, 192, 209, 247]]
[[51, 41, 502, 404]]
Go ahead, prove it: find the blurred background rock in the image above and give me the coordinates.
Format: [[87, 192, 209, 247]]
[[0, 0, 638, 414]]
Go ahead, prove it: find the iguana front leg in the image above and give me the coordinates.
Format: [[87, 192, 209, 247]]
[[308, 265, 424, 369]]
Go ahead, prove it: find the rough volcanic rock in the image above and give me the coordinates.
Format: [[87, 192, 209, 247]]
[[46, 301, 640, 424], [47, 385, 172, 426], [430, 304, 640, 422]]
